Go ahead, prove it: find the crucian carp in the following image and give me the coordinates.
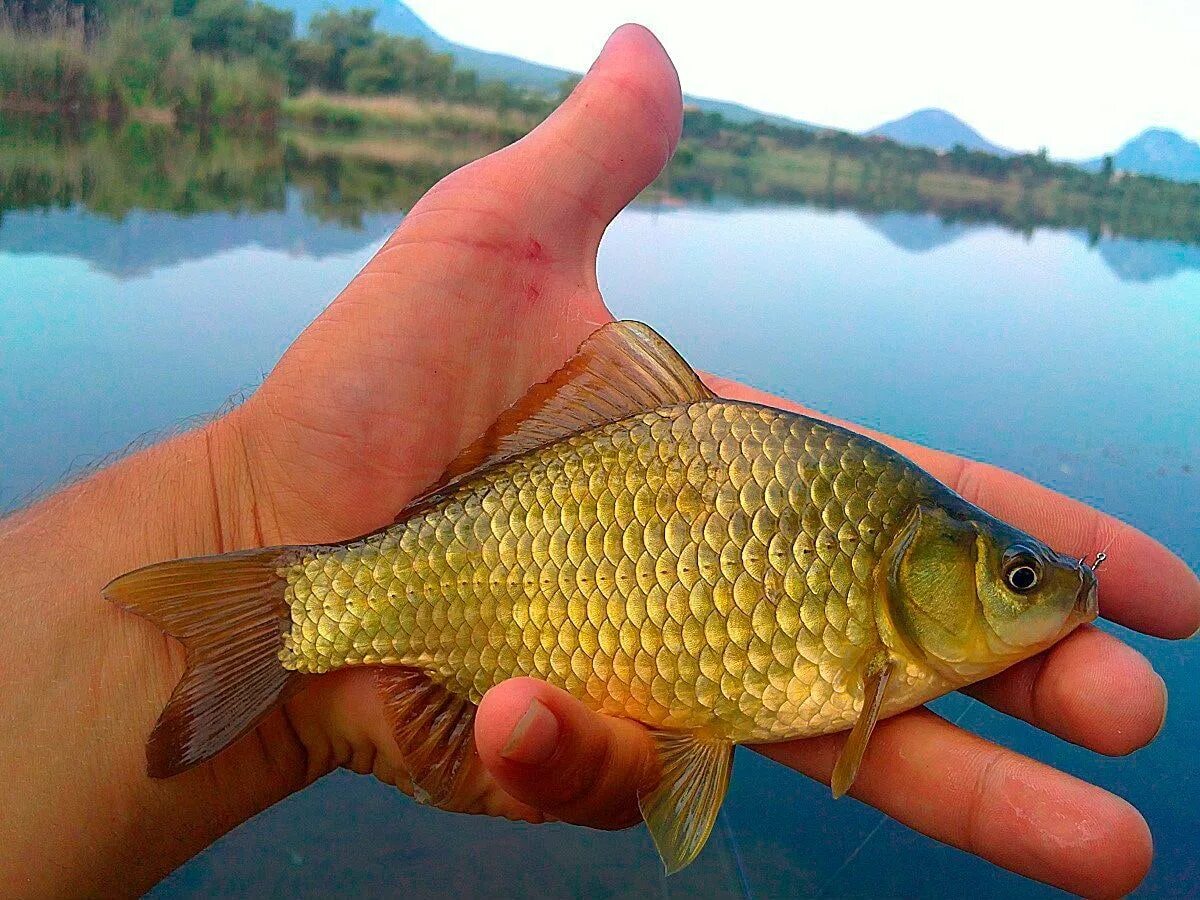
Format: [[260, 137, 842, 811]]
[[107, 321, 1101, 873]]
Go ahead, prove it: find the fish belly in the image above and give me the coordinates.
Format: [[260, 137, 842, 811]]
[[280, 402, 926, 743]]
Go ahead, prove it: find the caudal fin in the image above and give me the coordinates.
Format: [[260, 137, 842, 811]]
[[104, 547, 304, 777]]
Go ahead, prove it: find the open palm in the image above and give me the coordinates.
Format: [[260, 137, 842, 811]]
[[213, 26, 1198, 897]]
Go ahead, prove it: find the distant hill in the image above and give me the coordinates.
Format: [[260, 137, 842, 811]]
[[1081, 128, 1200, 183], [866, 108, 1012, 156], [273, 0, 819, 129]]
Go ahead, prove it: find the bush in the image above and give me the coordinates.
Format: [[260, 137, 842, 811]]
[[0, 27, 103, 110], [0, 6, 280, 124]]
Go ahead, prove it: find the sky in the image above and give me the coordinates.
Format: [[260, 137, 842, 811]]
[[405, 0, 1199, 159]]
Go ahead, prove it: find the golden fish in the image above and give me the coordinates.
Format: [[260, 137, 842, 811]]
[[107, 321, 1100, 873]]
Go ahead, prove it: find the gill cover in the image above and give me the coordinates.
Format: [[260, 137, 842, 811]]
[[878, 504, 982, 667]]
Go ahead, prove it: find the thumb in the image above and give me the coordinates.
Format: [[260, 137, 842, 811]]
[[475, 678, 659, 829], [405, 24, 683, 260], [528, 23, 683, 243]]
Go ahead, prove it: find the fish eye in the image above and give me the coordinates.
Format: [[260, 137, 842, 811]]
[[1003, 553, 1041, 593]]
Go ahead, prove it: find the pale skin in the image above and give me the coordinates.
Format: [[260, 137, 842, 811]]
[[0, 25, 1196, 899]]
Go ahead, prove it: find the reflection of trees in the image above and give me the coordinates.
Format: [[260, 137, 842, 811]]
[[660, 133, 1200, 247], [0, 117, 286, 218], [0, 116, 463, 226], [282, 144, 453, 227], [2, 116, 1199, 253]]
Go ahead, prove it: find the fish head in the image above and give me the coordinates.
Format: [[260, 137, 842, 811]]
[[880, 502, 1098, 680]]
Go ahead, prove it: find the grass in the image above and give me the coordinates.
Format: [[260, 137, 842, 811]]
[[3, 92, 1199, 247], [659, 135, 1200, 244], [283, 91, 542, 142], [0, 15, 281, 126], [0, 27, 110, 115]]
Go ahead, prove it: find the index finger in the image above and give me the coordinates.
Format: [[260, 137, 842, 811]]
[[705, 374, 1200, 639]]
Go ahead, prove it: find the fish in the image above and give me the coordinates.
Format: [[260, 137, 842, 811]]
[[106, 321, 1101, 873]]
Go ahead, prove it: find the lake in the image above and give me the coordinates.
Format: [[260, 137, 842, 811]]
[[1, 126, 1197, 898]]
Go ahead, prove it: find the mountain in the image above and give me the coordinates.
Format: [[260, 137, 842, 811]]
[[282, 0, 440, 41], [1081, 128, 1200, 183], [274, 0, 819, 129], [866, 108, 1012, 156]]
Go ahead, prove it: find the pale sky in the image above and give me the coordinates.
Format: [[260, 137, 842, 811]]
[[406, 0, 1199, 159]]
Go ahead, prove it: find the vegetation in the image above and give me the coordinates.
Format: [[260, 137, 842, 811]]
[[0, 2, 282, 123], [666, 111, 1200, 245], [282, 91, 539, 143], [0, 0, 1198, 245], [3, 112, 1199, 252], [0, 0, 554, 124]]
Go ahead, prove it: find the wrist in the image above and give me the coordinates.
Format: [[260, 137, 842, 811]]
[[0, 414, 296, 895]]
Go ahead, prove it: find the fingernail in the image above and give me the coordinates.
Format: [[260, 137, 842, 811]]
[[500, 697, 559, 765]]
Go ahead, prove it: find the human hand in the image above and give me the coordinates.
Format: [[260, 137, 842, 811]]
[[5, 23, 1196, 900]]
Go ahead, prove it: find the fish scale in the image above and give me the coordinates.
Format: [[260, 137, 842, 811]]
[[280, 400, 934, 743]]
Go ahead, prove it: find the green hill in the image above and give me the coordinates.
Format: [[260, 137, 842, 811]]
[[269, 0, 820, 129]]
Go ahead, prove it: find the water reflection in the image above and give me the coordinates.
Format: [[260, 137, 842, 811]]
[[861, 210, 1200, 281], [0, 189, 398, 277], [861, 210, 981, 253], [1094, 235, 1200, 282], [2, 118, 1199, 283]]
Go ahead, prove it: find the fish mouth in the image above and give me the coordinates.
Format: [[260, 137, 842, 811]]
[[1074, 562, 1100, 622]]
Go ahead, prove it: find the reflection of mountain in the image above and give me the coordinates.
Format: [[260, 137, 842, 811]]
[[1092, 236, 1200, 282], [860, 211, 980, 252], [3, 120, 1199, 286], [858, 210, 1200, 284], [0, 188, 399, 278]]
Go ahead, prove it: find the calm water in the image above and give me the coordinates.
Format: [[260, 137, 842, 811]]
[[1, 133, 1197, 898]]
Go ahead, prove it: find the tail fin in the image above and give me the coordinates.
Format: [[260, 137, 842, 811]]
[[104, 547, 304, 777]]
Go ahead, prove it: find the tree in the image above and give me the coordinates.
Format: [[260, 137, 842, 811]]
[[307, 7, 375, 90], [187, 0, 293, 65], [287, 37, 334, 92]]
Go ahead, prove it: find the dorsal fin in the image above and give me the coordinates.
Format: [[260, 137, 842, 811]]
[[400, 321, 713, 518]]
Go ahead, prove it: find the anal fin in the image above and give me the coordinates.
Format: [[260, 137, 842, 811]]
[[376, 668, 478, 806], [638, 730, 735, 875], [831, 657, 896, 799]]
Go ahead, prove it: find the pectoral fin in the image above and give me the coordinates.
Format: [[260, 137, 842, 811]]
[[831, 658, 896, 799], [638, 731, 735, 875]]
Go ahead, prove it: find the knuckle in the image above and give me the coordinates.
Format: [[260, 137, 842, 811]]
[[962, 748, 1008, 857], [540, 723, 641, 829]]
